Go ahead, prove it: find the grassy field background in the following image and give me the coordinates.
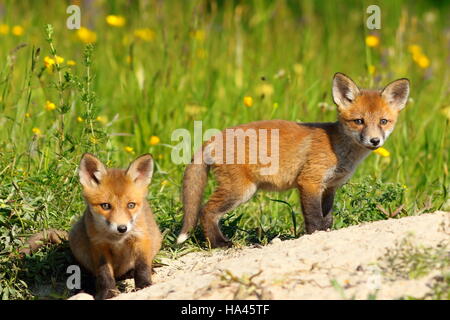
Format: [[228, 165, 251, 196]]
[[0, 0, 448, 299]]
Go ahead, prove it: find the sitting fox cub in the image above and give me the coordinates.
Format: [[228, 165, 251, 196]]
[[177, 73, 410, 248], [69, 153, 162, 299]]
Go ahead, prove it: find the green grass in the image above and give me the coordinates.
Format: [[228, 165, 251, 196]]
[[0, 0, 449, 299]]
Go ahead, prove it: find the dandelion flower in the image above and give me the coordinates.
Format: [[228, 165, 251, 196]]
[[134, 28, 155, 42], [365, 35, 380, 47], [76, 116, 84, 123], [243, 96, 253, 107], [32, 128, 42, 136], [44, 56, 55, 69], [67, 60, 76, 66], [77, 27, 97, 43], [106, 15, 126, 27], [0, 24, 9, 35], [149, 136, 160, 145], [12, 25, 24, 36], [408, 44, 422, 56], [416, 55, 430, 69], [373, 147, 390, 157], [45, 100, 56, 111], [124, 146, 134, 154]]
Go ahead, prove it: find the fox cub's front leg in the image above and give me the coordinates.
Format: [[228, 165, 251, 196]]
[[134, 256, 152, 289], [95, 257, 117, 300], [299, 184, 330, 234], [133, 240, 154, 289]]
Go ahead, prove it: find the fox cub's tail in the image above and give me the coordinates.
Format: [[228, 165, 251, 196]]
[[177, 162, 209, 244]]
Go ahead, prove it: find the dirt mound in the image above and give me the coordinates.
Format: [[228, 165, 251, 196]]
[[75, 211, 450, 300]]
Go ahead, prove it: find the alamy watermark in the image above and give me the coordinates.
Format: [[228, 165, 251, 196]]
[[171, 121, 280, 175]]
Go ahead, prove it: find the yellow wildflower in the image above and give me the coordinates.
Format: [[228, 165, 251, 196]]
[[67, 60, 76, 66], [161, 180, 169, 186], [45, 100, 56, 111], [0, 24, 9, 35], [89, 136, 99, 144], [365, 35, 380, 47], [106, 15, 126, 27], [44, 56, 55, 69], [11, 25, 24, 36], [191, 29, 205, 41], [416, 55, 430, 69], [243, 96, 253, 107], [373, 147, 390, 157], [124, 146, 134, 154], [408, 44, 422, 56], [77, 27, 97, 43], [158, 154, 164, 160], [76, 116, 84, 123], [96, 116, 107, 124], [134, 28, 155, 42], [32, 128, 42, 136], [149, 136, 160, 145], [368, 65, 376, 75], [25, 112, 31, 118]]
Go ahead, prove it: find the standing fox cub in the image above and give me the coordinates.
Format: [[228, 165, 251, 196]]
[[69, 153, 162, 299], [177, 73, 410, 248]]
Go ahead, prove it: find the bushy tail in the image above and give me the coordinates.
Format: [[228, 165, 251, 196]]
[[177, 162, 209, 244]]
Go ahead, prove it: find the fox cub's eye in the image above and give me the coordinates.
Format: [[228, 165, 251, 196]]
[[127, 202, 136, 209], [353, 119, 364, 125], [380, 119, 388, 125], [100, 203, 111, 210]]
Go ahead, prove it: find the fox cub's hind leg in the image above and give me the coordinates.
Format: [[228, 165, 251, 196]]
[[200, 177, 256, 248], [321, 187, 336, 230]]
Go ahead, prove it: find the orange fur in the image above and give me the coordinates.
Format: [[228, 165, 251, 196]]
[[178, 73, 410, 248], [69, 153, 162, 299]]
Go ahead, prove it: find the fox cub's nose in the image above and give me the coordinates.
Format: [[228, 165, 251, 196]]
[[370, 138, 380, 147], [117, 225, 128, 233]]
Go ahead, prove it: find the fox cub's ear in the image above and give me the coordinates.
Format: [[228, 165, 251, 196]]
[[381, 78, 410, 111], [332, 73, 360, 110], [79, 153, 108, 188], [126, 154, 154, 187]]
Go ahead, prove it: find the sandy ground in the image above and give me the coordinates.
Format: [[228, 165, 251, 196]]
[[70, 211, 449, 300]]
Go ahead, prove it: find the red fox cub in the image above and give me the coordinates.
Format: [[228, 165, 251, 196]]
[[69, 153, 162, 299], [177, 73, 410, 248]]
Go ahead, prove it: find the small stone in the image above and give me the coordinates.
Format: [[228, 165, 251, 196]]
[[68, 293, 94, 300], [270, 237, 282, 244]]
